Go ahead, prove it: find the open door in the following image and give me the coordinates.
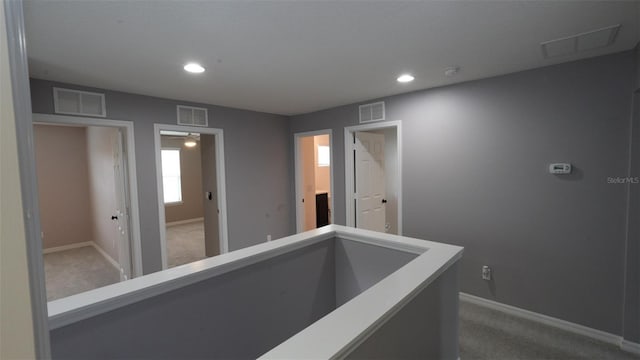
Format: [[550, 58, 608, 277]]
[[112, 129, 132, 280], [354, 131, 386, 232], [200, 134, 220, 257]]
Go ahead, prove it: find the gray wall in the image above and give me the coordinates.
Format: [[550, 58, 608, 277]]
[[623, 44, 640, 343], [335, 238, 416, 306], [30, 78, 295, 274], [50, 240, 336, 359], [290, 51, 635, 336], [346, 264, 459, 360]]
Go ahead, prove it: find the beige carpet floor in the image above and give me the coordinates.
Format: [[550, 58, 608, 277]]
[[166, 221, 206, 268], [43, 245, 120, 301]]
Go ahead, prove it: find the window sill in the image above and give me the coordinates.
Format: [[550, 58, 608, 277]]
[[164, 201, 183, 207]]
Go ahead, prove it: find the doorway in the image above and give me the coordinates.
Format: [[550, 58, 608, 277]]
[[154, 124, 229, 269], [32, 114, 142, 301], [294, 130, 334, 233], [344, 121, 402, 235]]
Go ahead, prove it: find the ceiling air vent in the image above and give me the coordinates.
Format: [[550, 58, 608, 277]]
[[177, 105, 208, 127], [541, 24, 620, 59], [53, 87, 106, 117], [359, 101, 385, 123]]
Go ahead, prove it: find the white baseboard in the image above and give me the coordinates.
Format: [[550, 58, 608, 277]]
[[166, 217, 204, 227], [621, 340, 640, 355], [90, 242, 120, 272], [459, 292, 633, 353], [43, 241, 92, 254]]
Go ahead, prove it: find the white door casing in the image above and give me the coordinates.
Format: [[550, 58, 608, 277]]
[[354, 131, 386, 232], [154, 123, 229, 270]]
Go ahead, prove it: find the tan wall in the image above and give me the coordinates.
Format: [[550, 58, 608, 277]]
[[300, 136, 316, 230], [86, 126, 120, 260], [313, 134, 331, 196], [34, 124, 94, 249], [0, 1, 37, 356], [162, 136, 204, 223]]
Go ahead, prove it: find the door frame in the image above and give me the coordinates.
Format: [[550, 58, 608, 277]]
[[344, 120, 403, 235], [294, 129, 335, 233], [32, 113, 144, 277], [154, 123, 229, 270]]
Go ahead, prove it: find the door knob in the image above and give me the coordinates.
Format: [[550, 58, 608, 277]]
[[381, 199, 387, 204]]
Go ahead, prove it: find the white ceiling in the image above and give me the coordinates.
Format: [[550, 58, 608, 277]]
[[24, 1, 640, 116]]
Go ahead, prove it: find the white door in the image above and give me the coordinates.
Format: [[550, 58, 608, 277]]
[[355, 131, 386, 232], [112, 130, 132, 280]]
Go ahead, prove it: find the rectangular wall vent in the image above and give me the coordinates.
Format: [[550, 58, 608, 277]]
[[359, 101, 385, 123], [540, 24, 620, 59], [177, 105, 208, 127], [53, 87, 106, 117]]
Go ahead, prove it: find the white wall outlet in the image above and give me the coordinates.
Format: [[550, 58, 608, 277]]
[[482, 265, 492, 281], [267, 234, 272, 241]]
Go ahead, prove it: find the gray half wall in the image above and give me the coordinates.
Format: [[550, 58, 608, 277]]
[[49, 240, 336, 360], [30, 78, 295, 274], [290, 51, 635, 336]]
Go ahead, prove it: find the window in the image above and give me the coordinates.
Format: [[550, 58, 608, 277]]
[[318, 145, 330, 167], [161, 149, 182, 204]]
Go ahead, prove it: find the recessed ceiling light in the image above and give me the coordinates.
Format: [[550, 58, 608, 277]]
[[397, 74, 415, 83], [184, 63, 205, 74]]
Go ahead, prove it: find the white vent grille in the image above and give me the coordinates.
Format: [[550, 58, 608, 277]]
[[177, 105, 208, 127], [359, 101, 385, 123], [53, 88, 106, 117], [540, 24, 620, 59]]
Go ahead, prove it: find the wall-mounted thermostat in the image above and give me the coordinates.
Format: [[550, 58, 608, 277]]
[[549, 163, 572, 175]]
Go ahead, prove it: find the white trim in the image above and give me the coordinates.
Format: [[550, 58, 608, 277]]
[[32, 113, 143, 278], [155, 124, 229, 270], [166, 217, 204, 227], [293, 129, 335, 233], [53, 87, 107, 118], [344, 120, 403, 235], [42, 241, 93, 254], [164, 201, 184, 206], [621, 340, 640, 355], [459, 293, 625, 348], [90, 242, 120, 272]]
